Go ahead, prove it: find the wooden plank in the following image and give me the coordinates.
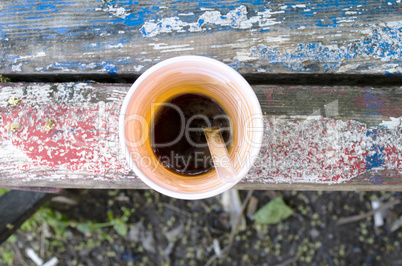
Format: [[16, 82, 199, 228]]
[[0, 190, 51, 243], [0, 0, 401, 75], [0, 82, 400, 190]]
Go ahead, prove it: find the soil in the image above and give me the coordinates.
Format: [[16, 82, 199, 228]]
[[3, 189, 402, 265]]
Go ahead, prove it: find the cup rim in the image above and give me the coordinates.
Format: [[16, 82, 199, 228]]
[[119, 56, 263, 199]]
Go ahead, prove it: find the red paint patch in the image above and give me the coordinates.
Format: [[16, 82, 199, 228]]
[[1, 103, 129, 175]]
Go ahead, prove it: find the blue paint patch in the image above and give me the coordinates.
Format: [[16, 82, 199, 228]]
[[55, 28, 68, 34], [369, 175, 383, 185], [23, 0, 73, 14], [364, 92, 381, 113], [25, 16, 45, 20], [43, 34, 57, 39], [366, 145, 385, 170], [251, 25, 402, 72], [3, 55, 21, 63], [103, 63, 118, 75], [228, 59, 240, 70], [118, 37, 130, 44], [38, 61, 118, 74], [365, 130, 385, 170]]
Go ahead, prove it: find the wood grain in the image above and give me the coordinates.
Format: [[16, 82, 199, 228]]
[[0, 82, 400, 190], [0, 0, 401, 75]]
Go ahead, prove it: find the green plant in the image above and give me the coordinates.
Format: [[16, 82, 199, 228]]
[[74, 206, 134, 237], [254, 197, 294, 225], [0, 75, 10, 82], [0, 188, 9, 196], [0, 203, 135, 264], [0, 251, 14, 265], [21, 207, 70, 239]]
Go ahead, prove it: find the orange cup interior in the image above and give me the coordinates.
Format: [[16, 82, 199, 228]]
[[124, 60, 255, 195]]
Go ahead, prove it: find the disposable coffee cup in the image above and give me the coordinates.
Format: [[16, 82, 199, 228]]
[[120, 56, 263, 200]]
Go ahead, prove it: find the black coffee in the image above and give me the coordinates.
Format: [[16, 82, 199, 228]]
[[151, 93, 232, 175]]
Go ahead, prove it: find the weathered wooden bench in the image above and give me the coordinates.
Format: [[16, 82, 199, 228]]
[[0, 0, 401, 191]]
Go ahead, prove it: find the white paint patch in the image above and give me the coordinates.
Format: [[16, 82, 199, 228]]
[[235, 52, 257, 61], [140, 5, 283, 37], [292, 4, 306, 8], [379, 117, 402, 130], [336, 63, 362, 72], [13, 52, 46, 63], [107, 43, 123, 49], [150, 43, 191, 50], [337, 17, 357, 23], [160, 47, 194, 53], [12, 63, 22, 72], [0, 142, 30, 164], [381, 63, 402, 73], [101, 4, 130, 18], [257, 9, 284, 28], [265, 36, 290, 43], [178, 12, 195, 16], [210, 44, 234, 48], [380, 21, 402, 27], [149, 43, 194, 53]]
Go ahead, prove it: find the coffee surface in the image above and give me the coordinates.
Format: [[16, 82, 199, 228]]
[[151, 93, 232, 175]]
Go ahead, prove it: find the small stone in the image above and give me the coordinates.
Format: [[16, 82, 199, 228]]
[[128, 221, 143, 242], [310, 228, 319, 239], [165, 223, 184, 242], [142, 231, 156, 253]]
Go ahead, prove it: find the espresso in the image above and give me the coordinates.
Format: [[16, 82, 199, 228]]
[[151, 93, 232, 176]]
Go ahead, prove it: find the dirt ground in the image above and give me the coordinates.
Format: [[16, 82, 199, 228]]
[[1, 189, 402, 265]]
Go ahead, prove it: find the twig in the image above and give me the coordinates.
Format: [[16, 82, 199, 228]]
[[40, 224, 45, 258], [337, 198, 400, 226], [204, 190, 254, 266], [163, 203, 191, 217], [12, 242, 25, 265], [223, 190, 254, 257]]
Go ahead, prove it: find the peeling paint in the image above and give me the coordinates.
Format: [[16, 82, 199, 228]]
[[0, 0, 401, 75], [0, 83, 400, 185], [246, 116, 401, 184], [140, 5, 282, 37], [380, 117, 402, 130], [250, 23, 402, 72]]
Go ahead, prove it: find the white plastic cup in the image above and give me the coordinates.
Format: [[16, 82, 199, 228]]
[[119, 56, 263, 200]]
